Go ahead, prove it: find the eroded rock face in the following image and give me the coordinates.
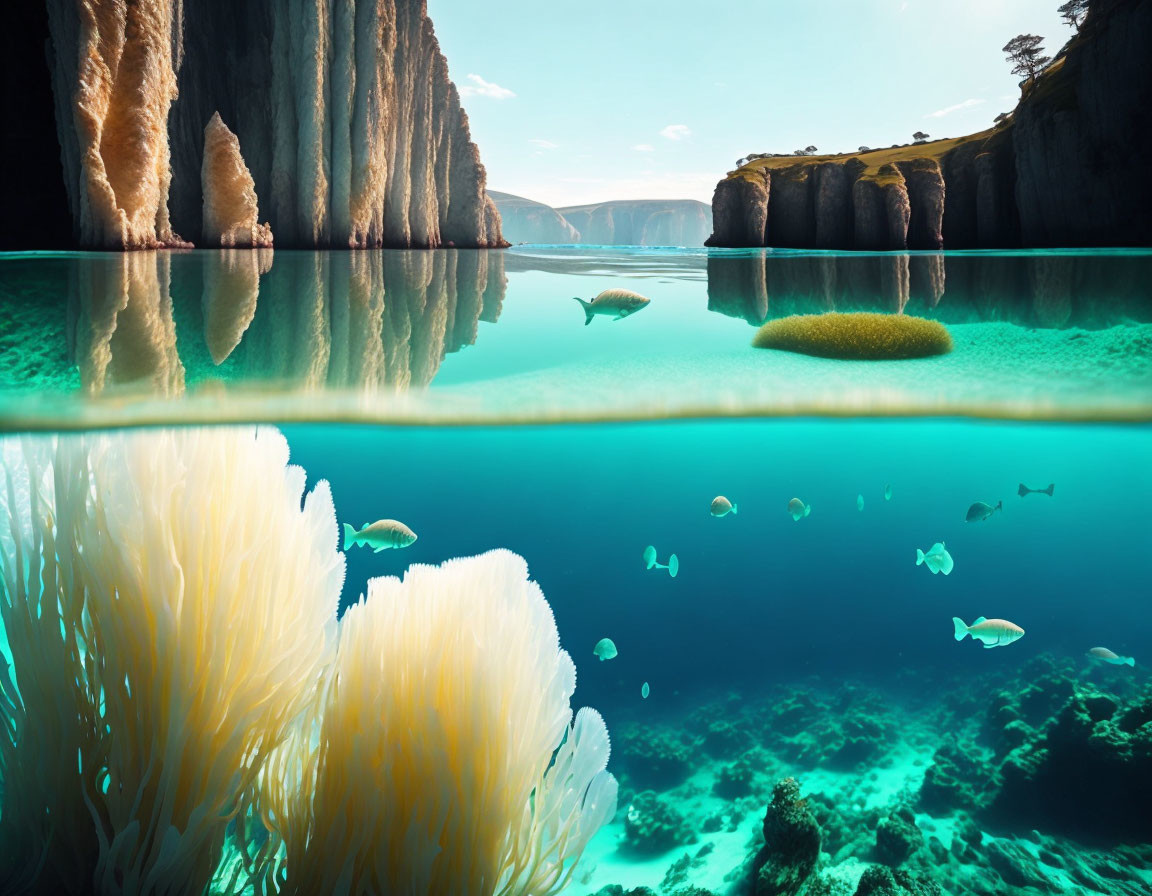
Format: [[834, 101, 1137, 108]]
[[45, 0, 187, 249], [704, 0, 1150, 250], [201, 113, 273, 249], [43, 0, 504, 249], [748, 778, 821, 896], [706, 173, 769, 247]]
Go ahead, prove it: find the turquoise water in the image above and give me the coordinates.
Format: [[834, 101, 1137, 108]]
[[1, 248, 1150, 895]]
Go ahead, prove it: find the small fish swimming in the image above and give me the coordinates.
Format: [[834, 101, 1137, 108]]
[[916, 542, 954, 575], [788, 498, 811, 521], [953, 616, 1025, 648], [343, 519, 417, 552], [643, 545, 679, 577], [1088, 647, 1135, 667], [593, 638, 618, 661], [711, 496, 737, 517], [1018, 482, 1054, 497], [641, 682, 650, 699], [573, 289, 651, 325], [884, 484, 892, 501], [857, 494, 864, 511], [965, 500, 1002, 522]]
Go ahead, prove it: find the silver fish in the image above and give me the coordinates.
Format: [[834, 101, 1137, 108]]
[[573, 289, 651, 325], [343, 519, 417, 552]]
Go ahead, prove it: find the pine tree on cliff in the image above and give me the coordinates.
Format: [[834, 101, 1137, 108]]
[[1003, 34, 1051, 81], [1057, 0, 1089, 29]]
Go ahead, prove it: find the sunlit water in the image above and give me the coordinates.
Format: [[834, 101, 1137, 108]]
[[1, 247, 1150, 895]]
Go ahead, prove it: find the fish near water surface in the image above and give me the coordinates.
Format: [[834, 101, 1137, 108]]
[[965, 500, 1002, 522], [1019, 482, 1055, 497], [916, 542, 954, 575], [953, 616, 1025, 648], [573, 289, 651, 325], [1088, 647, 1135, 667], [343, 519, 417, 552]]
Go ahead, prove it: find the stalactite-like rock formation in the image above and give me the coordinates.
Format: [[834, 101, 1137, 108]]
[[42, 0, 504, 249], [201, 114, 274, 249], [708, 0, 1150, 250]]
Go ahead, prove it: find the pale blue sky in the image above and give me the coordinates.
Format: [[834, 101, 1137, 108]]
[[427, 0, 1069, 207]]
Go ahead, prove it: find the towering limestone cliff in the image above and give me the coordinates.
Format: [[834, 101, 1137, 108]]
[[489, 192, 582, 244], [33, 0, 503, 249], [708, 0, 1151, 250]]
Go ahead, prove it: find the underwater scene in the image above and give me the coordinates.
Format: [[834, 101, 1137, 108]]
[[1, 246, 1150, 896]]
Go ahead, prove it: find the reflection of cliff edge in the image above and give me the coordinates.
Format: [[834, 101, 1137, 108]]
[[707, 0, 1151, 249], [10, 0, 504, 250], [706, 252, 1152, 328], [66, 250, 506, 394]]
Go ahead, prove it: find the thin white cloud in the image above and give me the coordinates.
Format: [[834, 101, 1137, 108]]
[[459, 74, 515, 100], [926, 97, 984, 118], [529, 139, 558, 149], [632, 143, 655, 152], [659, 124, 692, 141]]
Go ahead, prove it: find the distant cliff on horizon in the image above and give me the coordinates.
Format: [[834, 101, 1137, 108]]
[[707, 0, 1151, 250], [490, 193, 711, 246], [3, 0, 504, 250]]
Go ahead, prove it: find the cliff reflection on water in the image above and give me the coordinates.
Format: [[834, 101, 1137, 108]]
[[64, 249, 506, 398], [706, 249, 1152, 328]]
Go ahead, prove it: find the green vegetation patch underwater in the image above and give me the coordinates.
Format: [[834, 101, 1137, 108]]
[[753, 313, 954, 360]]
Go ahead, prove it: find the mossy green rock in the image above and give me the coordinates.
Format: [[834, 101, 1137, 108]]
[[752, 312, 952, 360]]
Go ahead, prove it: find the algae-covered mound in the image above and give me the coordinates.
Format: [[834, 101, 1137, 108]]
[[752, 313, 953, 360]]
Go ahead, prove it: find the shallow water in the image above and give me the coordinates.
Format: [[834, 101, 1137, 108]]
[[1, 247, 1151, 895]]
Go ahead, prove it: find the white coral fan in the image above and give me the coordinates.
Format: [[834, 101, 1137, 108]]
[[0, 427, 344, 895], [267, 550, 618, 896]]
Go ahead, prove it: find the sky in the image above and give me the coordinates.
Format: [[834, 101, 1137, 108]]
[[426, 0, 1070, 208]]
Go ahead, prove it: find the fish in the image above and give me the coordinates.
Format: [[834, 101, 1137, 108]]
[[965, 500, 1002, 522], [593, 638, 618, 661], [641, 682, 650, 699], [857, 494, 864, 511], [343, 519, 417, 552], [1018, 483, 1054, 497], [788, 498, 811, 521], [710, 496, 737, 517], [573, 289, 651, 325], [916, 542, 954, 575], [642, 545, 679, 577], [952, 616, 1025, 648], [1088, 647, 1135, 667], [884, 484, 892, 501]]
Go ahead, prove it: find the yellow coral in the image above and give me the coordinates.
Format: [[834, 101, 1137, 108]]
[[752, 312, 953, 360]]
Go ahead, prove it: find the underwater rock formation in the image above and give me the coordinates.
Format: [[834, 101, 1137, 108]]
[[201, 113, 273, 248], [616, 724, 697, 790], [874, 808, 925, 867], [39, 0, 504, 249], [747, 778, 821, 896], [851, 866, 942, 896], [623, 790, 698, 855], [985, 684, 1152, 843], [707, 0, 1151, 249]]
